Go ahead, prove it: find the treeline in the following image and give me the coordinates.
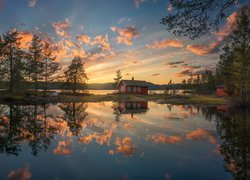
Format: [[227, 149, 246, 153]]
[[180, 69, 216, 94], [216, 6, 250, 106], [180, 6, 250, 106], [0, 30, 88, 95]]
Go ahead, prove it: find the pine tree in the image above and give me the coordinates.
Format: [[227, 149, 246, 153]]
[[113, 70, 122, 89], [42, 41, 60, 94], [28, 34, 44, 94], [64, 56, 88, 95], [0, 30, 26, 94], [216, 6, 250, 105]]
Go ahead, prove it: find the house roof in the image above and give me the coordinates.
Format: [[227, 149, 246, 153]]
[[121, 80, 149, 87], [216, 84, 225, 88]]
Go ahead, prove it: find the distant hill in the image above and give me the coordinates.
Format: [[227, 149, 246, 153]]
[[0, 81, 191, 90]]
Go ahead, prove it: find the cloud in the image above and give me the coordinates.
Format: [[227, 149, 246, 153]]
[[146, 39, 184, 49], [167, 3, 173, 12], [177, 68, 205, 77], [147, 133, 183, 144], [17, 31, 33, 49], [52, 18, 71, 38], [111, 137, 135, 157], [79, 130, 112, 145], [111, 26, 139, 46], [152, 73, 160, 76], [92, 34, 111, 51], [186, 11, 238, 56], [28, 0, 37, 7], [134, 0, 146, 8], [186, 41, 220, 55], [215, 11, 238, 38], [53, 140, 72, 155], [118, 18, 131, 23], [165, 61, 185, 66], [186, 129, 217, 144], [76, 33, 91, 45], [8, 164, 32, 180]]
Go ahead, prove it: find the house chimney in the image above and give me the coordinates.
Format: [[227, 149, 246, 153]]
[[132, 77, 134, 81]]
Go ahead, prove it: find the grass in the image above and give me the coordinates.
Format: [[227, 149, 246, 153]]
[[0, 92, 228, 105], [57, 93, 227, 105]]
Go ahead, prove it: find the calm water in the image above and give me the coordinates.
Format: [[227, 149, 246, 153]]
[[0, 101, 249, 180]]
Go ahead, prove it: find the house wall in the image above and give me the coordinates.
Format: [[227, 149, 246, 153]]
[[216, 87, 228, 97], [125, 86, 148, 94], [118, 82, 126, 93]]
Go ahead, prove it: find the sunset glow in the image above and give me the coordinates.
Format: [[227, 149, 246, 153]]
[[0, 0, 232, 84]]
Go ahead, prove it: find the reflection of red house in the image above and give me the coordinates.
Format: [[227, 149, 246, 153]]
[[118, 101, 148, 114], [217, 105, 229, 112], [118, 78, 149, 95], [216, 85, 228, 97]]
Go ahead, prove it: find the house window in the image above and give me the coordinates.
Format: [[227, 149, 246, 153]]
[[133, 87, 137, 92], [138, 87, 141, 92], [127, 86, 131, 92]]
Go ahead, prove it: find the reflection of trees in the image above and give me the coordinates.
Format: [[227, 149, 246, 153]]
[[0, 105, 22, 155], [111, 102, 121, 122], [0, 104, 59, 156], [203, 107, 250, 180], [23, 104, 56, 156], [59, 103, 88, 136]]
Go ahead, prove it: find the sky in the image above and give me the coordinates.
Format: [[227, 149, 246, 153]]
[[0, 0, 236, 84]]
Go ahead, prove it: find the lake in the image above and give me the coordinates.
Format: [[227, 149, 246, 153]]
[[0, 101, 249, 180]]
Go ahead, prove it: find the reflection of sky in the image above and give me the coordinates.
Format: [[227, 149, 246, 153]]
[[0, 102, 233, 179], [0, 0, 235, 84]]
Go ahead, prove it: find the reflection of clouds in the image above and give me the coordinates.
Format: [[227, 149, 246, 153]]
[[8, 163, 31, 180], [53, 140, 72, 155], [79, 130, 113, 146], [186, 129, 217, 144], [147, 133, 183, 144], [109, 137, 135, 157]]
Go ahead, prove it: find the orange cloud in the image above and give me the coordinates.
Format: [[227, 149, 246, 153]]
[[17, 31, 33, 49], [8, 164, 31, 180], [52, 18, 71, 38], [53, 140, 72, 155], [186, 41, 220, 55], [146, 39, 184, 49], [215, 11, 238, 38], [76, 33, 91, 45], [92, 34, 111, 51], [110, 137, 135, 157], [148, 133, 183, 144], [111, 26, 139, 46], [186, 129, 217, 144], [79, 130, 113, 146]]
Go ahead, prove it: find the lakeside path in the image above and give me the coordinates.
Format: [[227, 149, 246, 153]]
[[0, 94, 227, 105]]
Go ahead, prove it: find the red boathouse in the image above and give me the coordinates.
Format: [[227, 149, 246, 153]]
[[216, 85, 228, 97], [118, 78, 149, 95]]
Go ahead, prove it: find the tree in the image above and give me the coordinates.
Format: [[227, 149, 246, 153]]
[[161, 0, 247, 39], [216, 6, 250, 105], [113, 70, 122, 89], [42, 41, 60, 94], [59, 103, 88, 136], [64, 56, 88, 95], [28, 34, 44, 94], [0, 30, 26, 93]]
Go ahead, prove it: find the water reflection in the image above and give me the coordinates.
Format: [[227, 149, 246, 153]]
[[201, 106, 250, 180], [0, 102, 249, 179], [113, 101, 148, 121]]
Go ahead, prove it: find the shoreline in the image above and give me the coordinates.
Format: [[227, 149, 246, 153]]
[[0, 93, 227, 105]]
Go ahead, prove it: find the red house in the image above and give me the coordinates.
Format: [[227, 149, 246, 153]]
[[216, 85, 228, 97], [118, 78, 149, 95]]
